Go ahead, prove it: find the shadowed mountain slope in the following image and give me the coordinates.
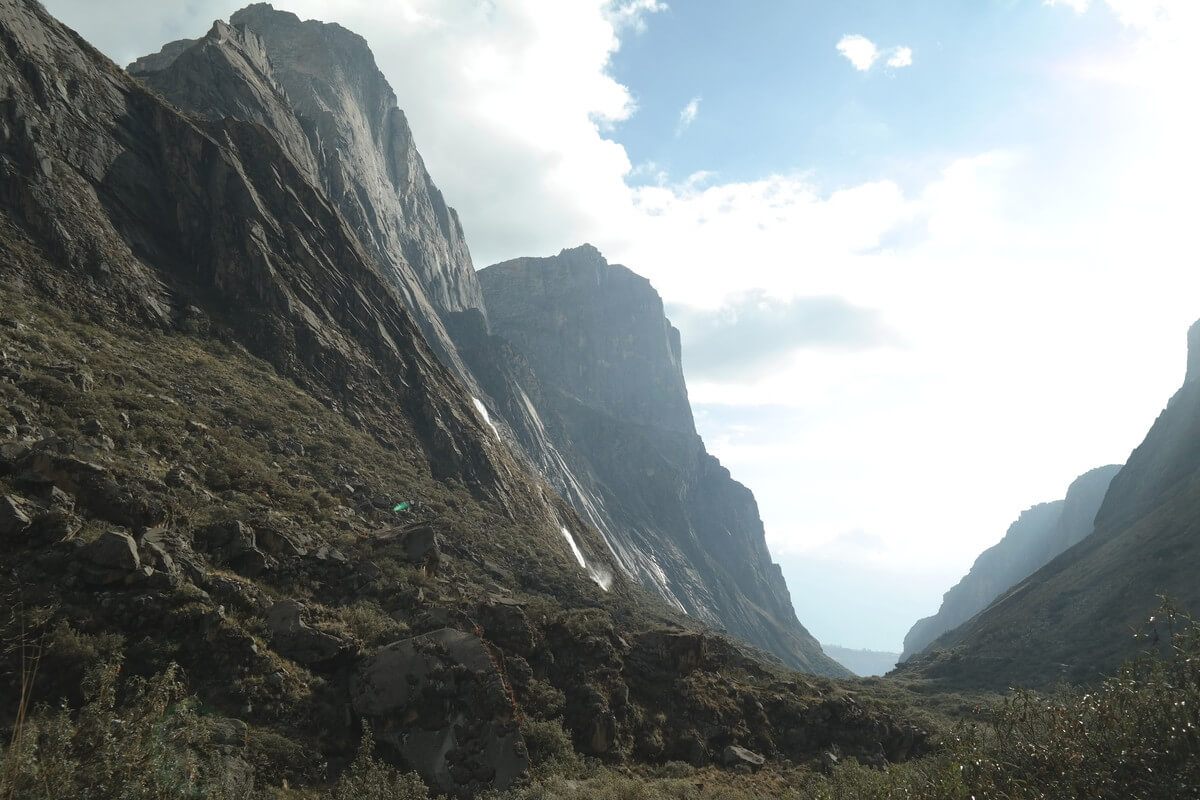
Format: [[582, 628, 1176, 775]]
[[901, 324, 1200, 689], [900, 464, 1120, 662]]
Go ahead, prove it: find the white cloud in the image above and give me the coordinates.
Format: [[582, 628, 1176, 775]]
[[1045, 0, 1092, 12], [887, 46, 913, 68], [606, 0, 668, 33], [676, 95, 701, 135], [836, 35, 911, 72], [836, 34, 879, 70]]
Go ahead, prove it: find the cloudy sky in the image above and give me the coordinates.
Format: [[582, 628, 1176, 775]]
[[45, 0, 1200, 651]]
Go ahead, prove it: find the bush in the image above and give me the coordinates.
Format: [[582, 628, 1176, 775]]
[[0, 658, 228, 800], [328, 723, 427, 800]]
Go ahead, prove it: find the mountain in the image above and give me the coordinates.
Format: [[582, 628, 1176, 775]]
[[478, 246, 844, 676], [0, 1, 921, 793], [899, 465, 1120, 662], [822, 646, 899, 678], [901, 324, 1200, 689], [126, 4, 844, 677], [127, 6, 482, 384]]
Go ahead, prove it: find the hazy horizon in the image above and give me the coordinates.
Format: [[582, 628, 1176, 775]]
[[43, 0, 1200, 651]]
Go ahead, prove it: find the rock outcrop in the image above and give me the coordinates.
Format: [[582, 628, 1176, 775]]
[[352, 629, 529, 797], [900, 323, 1200, 688], [899, 464, 1120, 662], [480, 246, 846, 677]]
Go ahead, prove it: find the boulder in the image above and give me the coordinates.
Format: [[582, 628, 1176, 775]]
[[0, 495, 31, 537], [81, 530, 140, 584], [352, 628, 528, 797], [722, 744, 765, 770], [0, 441, 30, 473], [266, 600, 349, 666], [372, 523, 441, 576], [195, 520, 275, 576]]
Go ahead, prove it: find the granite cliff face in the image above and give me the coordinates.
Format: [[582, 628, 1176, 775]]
[[479, 246, 845, 677], [899, 464, 1120, 662], [125, 6, 844, 676], [902, 324, 1200, 688]]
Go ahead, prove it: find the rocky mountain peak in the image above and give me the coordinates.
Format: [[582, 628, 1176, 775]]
[[480, 247, 693, 435], [131, 3, 487, 387]]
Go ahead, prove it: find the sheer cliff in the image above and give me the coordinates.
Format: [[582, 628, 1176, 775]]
[[129, 5, 483, 380], [479, 246, 845, 677], [902, 323, 1200, 688], [125, 5, 845, 676], [899, 464, 1120, 662]]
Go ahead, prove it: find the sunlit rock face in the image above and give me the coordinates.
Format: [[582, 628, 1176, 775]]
[[131, 3, 484, 379]]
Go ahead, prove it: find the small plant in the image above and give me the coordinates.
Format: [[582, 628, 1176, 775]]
[[329, 722, 428, 800]]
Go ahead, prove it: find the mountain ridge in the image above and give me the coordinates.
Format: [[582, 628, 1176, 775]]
[[900, 327, 1200, 688], [899, 464, 1120, 662], [127, 5, 845, 677]]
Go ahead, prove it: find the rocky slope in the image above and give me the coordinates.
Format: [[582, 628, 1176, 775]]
[[479, 246, 845, 677], [126, 5, 843, 677], [901, 324, 1200, 688], [899, 464, 1120, 662], [0, 0, 909, 793]]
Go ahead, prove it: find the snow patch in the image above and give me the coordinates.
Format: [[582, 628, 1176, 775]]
[[561, 525, 587, 568], [471, 396, 501, 440], [560, 525, 611, 591]]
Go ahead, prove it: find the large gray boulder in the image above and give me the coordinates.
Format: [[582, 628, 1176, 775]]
[[266, 600, 350, 666], [352, 628, 528, 797]]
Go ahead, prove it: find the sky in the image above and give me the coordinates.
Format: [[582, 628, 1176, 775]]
[[43, 0, 1200, 652]]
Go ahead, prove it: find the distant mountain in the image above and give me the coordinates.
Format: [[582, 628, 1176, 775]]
[[900, 465, 1120, 662], [902, 322, 1200, 689], [822, 646, 899, 677]]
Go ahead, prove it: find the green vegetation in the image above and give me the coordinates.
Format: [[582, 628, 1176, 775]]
[[2, 605, 1196, 799]]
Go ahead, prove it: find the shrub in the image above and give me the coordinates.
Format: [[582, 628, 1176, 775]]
[[328, 723, 428, 800], [0, 658, 227, 800]]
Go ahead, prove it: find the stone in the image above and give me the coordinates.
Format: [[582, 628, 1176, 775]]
[[0, 441, 30, 474], [0, 495, 31, 536], [722, 745, 765, 770], [81, 530, 140, 584], [266, 600, 348, 666], [139, 528, 177, 574], [352, 628, 528, 797], [185, 420, 209, 434], [88, 530, 140, 571]]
